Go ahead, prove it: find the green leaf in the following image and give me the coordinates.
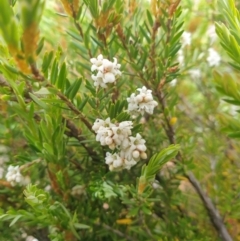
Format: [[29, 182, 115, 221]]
[[42, 51, 54, 75], [0, 0, 20, 50], [50, 58, 59, 85], [9, 215, 22, 227], [142, 144, 180, 182], [74, 223, 90, 229], [146, 10, 153, 26], [139, 25, 151, 43], [78, 96, 89, 111], [57, 62, 67, 91], [66, 78, 82, 100], [36, 37, 45, 55], [228, 131, 240, 138], [29, 93, 48, 109]]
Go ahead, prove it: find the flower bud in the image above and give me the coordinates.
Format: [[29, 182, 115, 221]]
[[132, 150, 140, 159], [140, 152, 147, 159], [170, 117, 177, 126]]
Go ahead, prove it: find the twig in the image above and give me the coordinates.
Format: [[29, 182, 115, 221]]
[[139, 211, 158, 241], [186, 172, 233, 241], [0, 75, 11, 88], [156, 89, 233, 241], [73, 13, 93, 58], [102, 224, 135, 241], [64, 117, 99, 162], [46, 84, 93, 133]]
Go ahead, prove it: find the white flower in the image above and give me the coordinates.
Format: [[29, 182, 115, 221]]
[[91, 74, 108, 88], [71, 185, 85, 196], [22, 176, 31, 186], [90, 54, 104, 71], [105, 152, 124, 171], [127, 86, 158, 117], [207, 25, 217, 44], [92, 117, 112, 132], [0, 167, 4, 179], [170, 78, 177, 87], [105, 151, 137, 171], [26, 236, 38, 241], [0, 144, 9, 153], [93, 118, 116, 149], [188, 69, 201, 79], [0, 155, 9, 165], [5, 165, 24, 186], [44, 185, 51, 192], [111, 121, 133, 146], [90, 55, 121, 88], [177, 49, 184, 66], [96, 126, 115, 148], [207, 48, 221, 67], [122, 134, 147, 161], [181, 31, 191, 47]]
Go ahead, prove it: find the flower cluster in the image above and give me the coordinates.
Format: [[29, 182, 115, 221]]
[[127, 86, 158, 118], [92, 118, 147, 171], [90, 54, 121, 88], [5, 165, 24, 186]]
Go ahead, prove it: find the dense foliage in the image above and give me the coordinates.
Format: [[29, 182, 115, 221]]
[[0, 0, 240, 240]]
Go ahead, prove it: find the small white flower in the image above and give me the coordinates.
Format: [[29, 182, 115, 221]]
[[96, 126, 114, 147], [26, 236, 38, 241], [92, 118, 113, 132], [207, 25, 217, 44], [90, 54, 104, 71], [152, 180, 160, 189], [105, 152, 124, 171], [170, 78, 177, 87], [181, 31, 191, 47], [22, 176, 31, 186], [90, 55, 121, 88], [0, 155, 9, 165], [5, 165, 24, 186], [44, 185, 51, 192], [188, 69, 201, 79], [120, 133, 147, 164], [0, 167, 4, 179], [207, 48, 221, 67], [0, 145, 9, 153], [127, 86, 158, 117], [177, 49, 184, 66], [111, 121, 133, 146], [91, 74, 107, 88], [71, 185, 85, 196], [123, 158, 137, 170]]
